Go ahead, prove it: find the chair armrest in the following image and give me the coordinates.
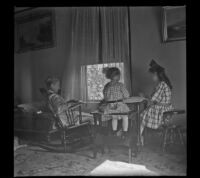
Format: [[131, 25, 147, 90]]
[[68, 103, 82, 110]]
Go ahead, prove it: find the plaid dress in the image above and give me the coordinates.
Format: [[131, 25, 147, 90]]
[[140, 81, 174, 130], [101, 82, 130, 121], [47, 90, 78, 126]]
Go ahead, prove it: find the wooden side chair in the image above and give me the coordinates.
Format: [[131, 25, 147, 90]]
[[161, 109, 186, 152], [143, 109, 186, 153]]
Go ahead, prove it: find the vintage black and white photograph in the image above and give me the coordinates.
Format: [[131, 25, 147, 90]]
[[14, 6, 186, 176]]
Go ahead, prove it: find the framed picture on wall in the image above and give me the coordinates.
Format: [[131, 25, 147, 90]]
[[162, 6, 186, 42], [15, 9, 56, 53]]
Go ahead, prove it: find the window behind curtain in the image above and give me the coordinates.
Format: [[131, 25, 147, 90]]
[[81, 62, 124, 101]]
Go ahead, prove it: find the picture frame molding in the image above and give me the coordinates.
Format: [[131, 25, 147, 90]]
[[15, 8, 56, 53], [162, 6, 186, 43]]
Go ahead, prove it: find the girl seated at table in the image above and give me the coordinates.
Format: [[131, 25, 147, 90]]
[[45, 76, 92, 127], [99, 67, 130, 138], [140, 60, 174, 146]]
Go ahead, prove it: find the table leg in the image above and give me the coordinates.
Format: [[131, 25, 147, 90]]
[[137, 104, 141, 150], [130, 113, 133, 129], [99, 114, 102, 127], [128, 148, 132, 163], [93, 114, 97, 126]]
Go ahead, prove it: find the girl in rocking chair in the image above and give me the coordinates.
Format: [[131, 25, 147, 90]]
[[45, 76, 79, 127], [45, 76, 93, 128]]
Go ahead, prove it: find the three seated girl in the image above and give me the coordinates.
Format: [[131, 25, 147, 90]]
[[46, 59, 174, 144]]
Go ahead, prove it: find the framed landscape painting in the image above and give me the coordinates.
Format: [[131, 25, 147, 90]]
[[162, 6, 186, 42], [15, 9, 56, 53]]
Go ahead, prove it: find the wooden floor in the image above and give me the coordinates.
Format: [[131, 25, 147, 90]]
[[14, 131, 186, 176]]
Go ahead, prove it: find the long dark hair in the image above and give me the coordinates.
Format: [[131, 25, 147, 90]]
[[157, 71, 173, 89]]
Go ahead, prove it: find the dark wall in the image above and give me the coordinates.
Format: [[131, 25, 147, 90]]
[[14, 8, 72, 103], [14, 7, 186, 109], [130, 7, 186, 109]]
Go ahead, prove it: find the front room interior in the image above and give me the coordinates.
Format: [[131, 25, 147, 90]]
[[14, 6, 186, 176]]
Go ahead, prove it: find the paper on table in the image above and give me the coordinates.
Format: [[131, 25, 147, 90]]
[[90, 160, 158, 176], [123, 96, 147, 103]]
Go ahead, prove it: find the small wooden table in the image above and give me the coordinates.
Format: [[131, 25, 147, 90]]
[[124, 97, 147, 150], [91, 97, 147, 161]]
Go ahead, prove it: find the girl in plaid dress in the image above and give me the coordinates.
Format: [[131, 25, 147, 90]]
[[140, 60, 174, 145], [45, 77, 79, 127], [45, 77, 93, 128], [100, 67, 130, 137]]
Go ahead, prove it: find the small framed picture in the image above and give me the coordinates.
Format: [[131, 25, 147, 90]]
[[162, 6, 186, 42], [15, 9, 56, 53]]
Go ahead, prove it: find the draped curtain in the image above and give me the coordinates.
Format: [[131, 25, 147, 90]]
[[100, 7, 132, 94], [62, 7, 100, 100], [62, 7, 132, 101]]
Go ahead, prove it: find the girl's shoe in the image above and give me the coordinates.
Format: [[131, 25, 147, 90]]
[[112, 130, 118, 136], [121, 131, 128, 139]]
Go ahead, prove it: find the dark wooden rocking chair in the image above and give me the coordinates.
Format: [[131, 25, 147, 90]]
[[39, 88, 94, 152]]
